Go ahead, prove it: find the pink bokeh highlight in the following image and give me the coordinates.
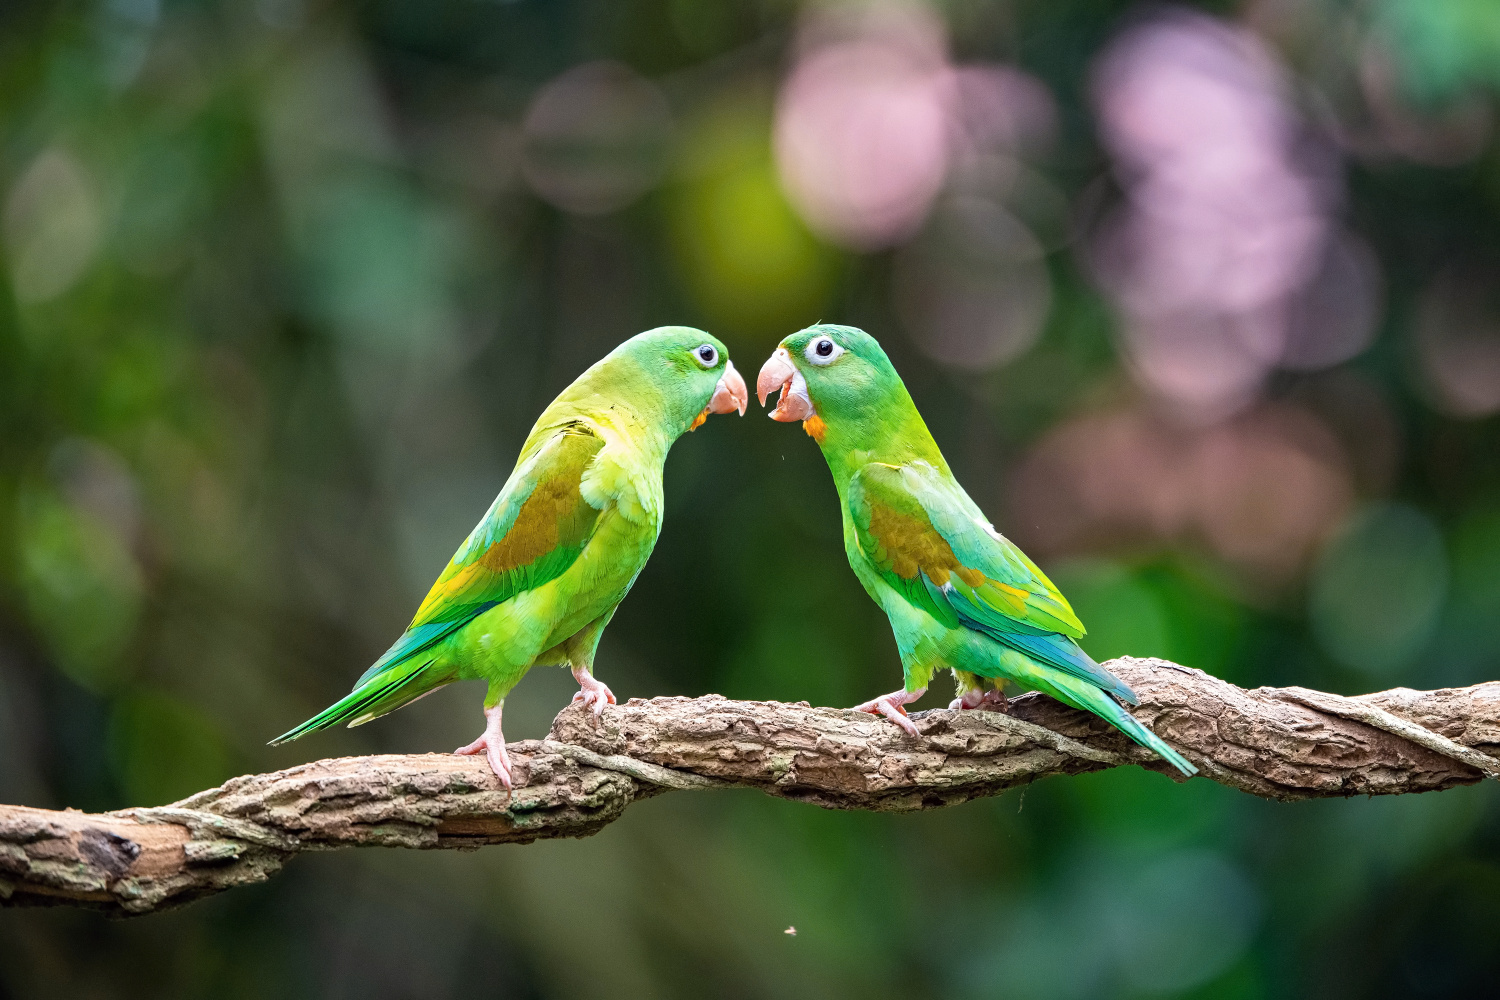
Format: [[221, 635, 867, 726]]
[[1011, 401, 1354, 582], [1090, 10, 1380, 418], [774, 5, 952, 250]]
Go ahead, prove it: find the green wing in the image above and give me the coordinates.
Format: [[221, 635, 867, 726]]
[[393, 421, 605, 658], [847, 461, 1136, 703], [271, 422, 605, 743]]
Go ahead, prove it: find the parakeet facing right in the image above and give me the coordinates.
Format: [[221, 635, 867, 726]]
[[273, 326, 748, 787], [756, 324, 1196, 776]]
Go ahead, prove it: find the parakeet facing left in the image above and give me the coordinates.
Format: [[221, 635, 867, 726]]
[[273, 326, 748, 787], [756, 324, 1195, 776]]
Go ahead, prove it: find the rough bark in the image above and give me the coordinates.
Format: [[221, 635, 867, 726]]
[[3, 658, 1498, 916]]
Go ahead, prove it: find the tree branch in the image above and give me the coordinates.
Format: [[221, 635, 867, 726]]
[[4, 658, 1498, 916]]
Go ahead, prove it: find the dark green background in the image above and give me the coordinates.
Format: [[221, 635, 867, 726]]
[[3, 0, 1499, 996]]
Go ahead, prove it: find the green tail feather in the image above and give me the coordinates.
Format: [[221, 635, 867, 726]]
[[1045, 674, 1198, 777], [1095, 696, 1198, 776], [269, 659, 444, 745]]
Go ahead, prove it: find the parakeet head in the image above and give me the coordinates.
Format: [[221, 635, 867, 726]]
[[756, 324, 936, 465], [588, 326, 747, 434]]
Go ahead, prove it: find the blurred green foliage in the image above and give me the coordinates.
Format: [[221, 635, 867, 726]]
[[2, 0, 1500, 997]]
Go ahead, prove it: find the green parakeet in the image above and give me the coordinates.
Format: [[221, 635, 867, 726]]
[[273, 327, 748, 786], [756, 324, 1195, 776]]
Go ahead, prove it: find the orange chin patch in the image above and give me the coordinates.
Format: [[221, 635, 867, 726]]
[[688, 408, 708, 432], [802, 414, 827, 443]]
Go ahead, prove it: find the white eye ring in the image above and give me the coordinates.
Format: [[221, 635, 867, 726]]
[[694, 344, 719, 368], [804, 336, 843, 366]]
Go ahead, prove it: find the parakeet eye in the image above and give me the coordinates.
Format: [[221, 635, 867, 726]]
[[805, 336, 843, 366], [694, 344, 719, 367]]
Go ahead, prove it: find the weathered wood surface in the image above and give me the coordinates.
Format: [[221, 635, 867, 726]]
[[4, 658, 1497, 915]]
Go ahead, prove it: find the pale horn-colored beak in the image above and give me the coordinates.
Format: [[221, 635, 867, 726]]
[[707, 360, 748, 416], [757, 347, 814, 422]]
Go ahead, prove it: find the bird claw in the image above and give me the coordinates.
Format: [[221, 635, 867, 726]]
[[854, 692, 924, 737], [949, 689, 1010, 713], [570, 669, 616, 716], [455, 704, 512, 789], [454, 735, 513, 790]]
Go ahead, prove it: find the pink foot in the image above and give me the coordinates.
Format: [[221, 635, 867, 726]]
[[949, 689, 1010, 712], [570, 666, 616, 716], [455, 703, 512, 789], [853, 687, 928, 737]]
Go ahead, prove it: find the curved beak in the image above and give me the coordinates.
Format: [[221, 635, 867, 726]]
[[757, 348, 814, 422], [707, 360, 748, 416]]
